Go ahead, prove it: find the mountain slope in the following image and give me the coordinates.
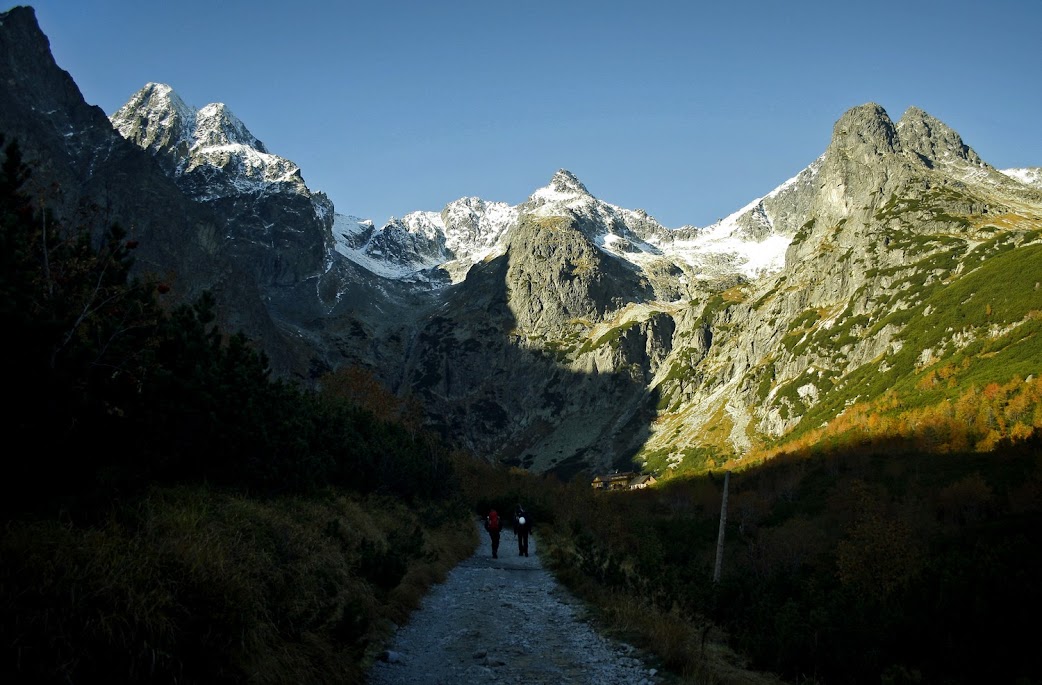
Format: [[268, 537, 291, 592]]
[[636, 103, 1042, 474]]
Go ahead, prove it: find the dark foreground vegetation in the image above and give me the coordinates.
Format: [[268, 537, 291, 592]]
[[0, 137, 480, 684], [474, 440, 1042, 685]]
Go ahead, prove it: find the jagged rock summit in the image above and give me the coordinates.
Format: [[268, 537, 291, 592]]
[[0, 6, 318, 376], [897, 105, 985, 168], [331, 195, 518, 286]]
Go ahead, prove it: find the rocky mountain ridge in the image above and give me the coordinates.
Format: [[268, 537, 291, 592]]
[[3, 5, 1041, 477], [331, 163, 804, 291]]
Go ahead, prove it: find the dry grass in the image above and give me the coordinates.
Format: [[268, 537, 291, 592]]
[[383, 518, 478, 626], [1, 485, 477, 684], [597, 596, 788, 685], [539, 530, 787, 685]]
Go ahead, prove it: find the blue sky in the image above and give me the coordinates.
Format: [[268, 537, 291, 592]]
[[18, 0, 1042, 228]]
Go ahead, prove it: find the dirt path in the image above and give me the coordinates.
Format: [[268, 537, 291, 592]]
[[366, 522, 664, 685]]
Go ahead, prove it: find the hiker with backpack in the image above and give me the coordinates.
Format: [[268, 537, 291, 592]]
[[484, 508, 502, 559], [513, 505, 532, 557]]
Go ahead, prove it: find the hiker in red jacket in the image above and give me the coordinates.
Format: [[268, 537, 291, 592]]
[[484, 508, 502, 559]]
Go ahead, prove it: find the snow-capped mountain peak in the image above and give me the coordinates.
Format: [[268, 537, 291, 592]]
[[548, 169, 590, 195], [112, 83, 308, 201], [112, 85, 797, 291], [329, 164, 802, 291]]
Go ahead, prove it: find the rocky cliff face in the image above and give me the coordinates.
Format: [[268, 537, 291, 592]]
[[6, 6, 1041, 478], [503, 213, 653, 336]]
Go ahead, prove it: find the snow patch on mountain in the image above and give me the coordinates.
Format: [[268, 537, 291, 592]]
[[184, 143, 305, 201], [670, 199, 791, 278], [1000, 167, 1042, 189], [523, 168, 794, 281], [441, 197, 518, 258], [332, 197, 518, 285], [659, 163, 819, 279], [332, 214, 424, 280]]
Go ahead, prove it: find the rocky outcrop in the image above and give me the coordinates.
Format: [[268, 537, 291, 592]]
[[504, 214, 654, 338]]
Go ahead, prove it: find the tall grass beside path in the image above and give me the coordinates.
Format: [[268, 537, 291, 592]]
[[1, 485, 477, 685]]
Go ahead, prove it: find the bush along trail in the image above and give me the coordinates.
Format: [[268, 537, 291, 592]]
[[366, 521, 663, 685]]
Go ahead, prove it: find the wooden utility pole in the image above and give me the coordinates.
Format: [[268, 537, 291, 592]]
[[713, 470, 730, 583]]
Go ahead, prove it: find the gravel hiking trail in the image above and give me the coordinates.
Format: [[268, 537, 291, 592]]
[[366, 522, 665, 685]]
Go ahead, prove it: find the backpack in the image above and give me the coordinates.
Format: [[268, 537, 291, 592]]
[[486, 510, 500, 532]]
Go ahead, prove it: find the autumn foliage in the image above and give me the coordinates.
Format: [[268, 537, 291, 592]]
[[742, 373, 1042, 466]]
